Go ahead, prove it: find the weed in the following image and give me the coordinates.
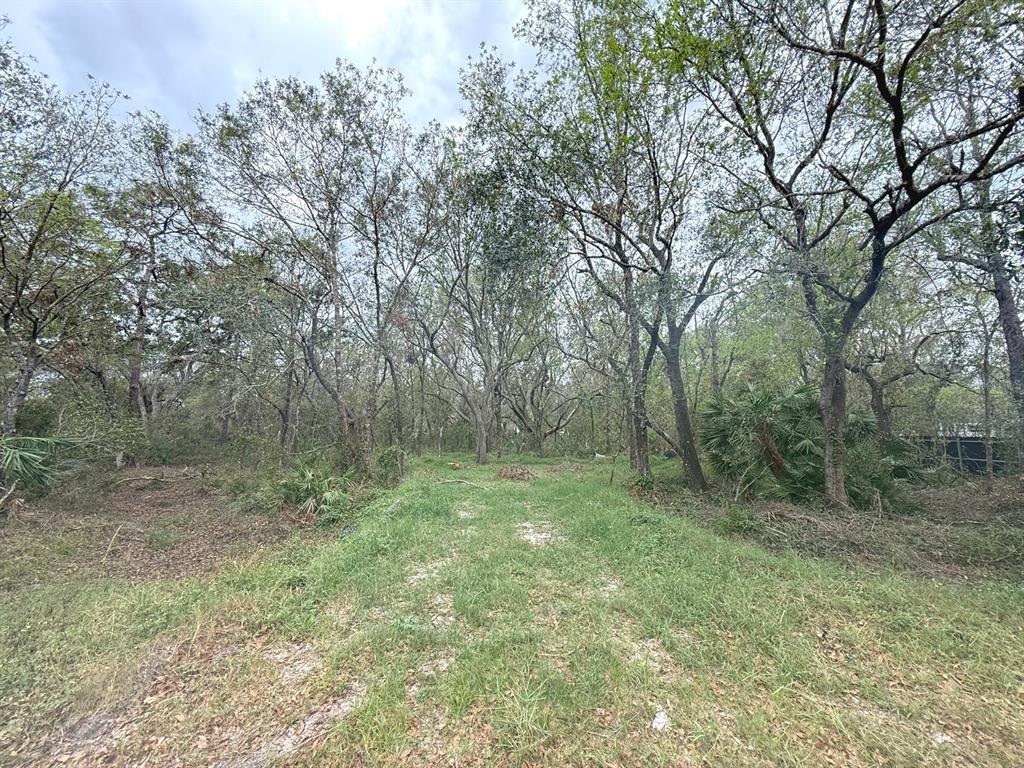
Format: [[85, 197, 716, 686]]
[[146, 527, 183, 550], [276, 461, 355, 525], [628, 472, 655, 495], [712, 503, 765, 535]]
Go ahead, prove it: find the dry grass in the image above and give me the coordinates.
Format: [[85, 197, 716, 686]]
[[497, 465, 536, 481], [0, 466, 296, 589], [653, 469, 1024, 583]]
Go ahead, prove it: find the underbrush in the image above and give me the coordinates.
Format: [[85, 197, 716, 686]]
[[701, 384, 926, 512], [650, 458, 1024, 582], [214, 448, 403, 528]]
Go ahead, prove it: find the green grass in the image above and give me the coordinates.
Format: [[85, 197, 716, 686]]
[[145, 526, 185, 550], [2, 455, 1023, 766]]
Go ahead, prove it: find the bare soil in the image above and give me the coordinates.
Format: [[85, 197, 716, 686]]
[[0, 466, 297, 589]]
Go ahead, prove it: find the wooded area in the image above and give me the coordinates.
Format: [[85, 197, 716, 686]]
[[2, 0, 1023, 513]]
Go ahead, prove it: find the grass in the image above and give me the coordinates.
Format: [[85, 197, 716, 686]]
[[1, 455, 1023, 766]]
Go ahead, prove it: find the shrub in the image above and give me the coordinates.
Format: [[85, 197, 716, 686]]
[[276, 461, 355, 526], [628, 472, 655, 495], [1, 436, 69, 514], [372, 445, 406, 487], [217, 468, 282, 516], [61, 404, 147, 467], [700, 384, 918, 511], [701, 384, 824, 499], [713, 503, 765, 535]]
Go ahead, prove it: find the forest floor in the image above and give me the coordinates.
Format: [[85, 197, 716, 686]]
[[2, 456, 1023, 767]]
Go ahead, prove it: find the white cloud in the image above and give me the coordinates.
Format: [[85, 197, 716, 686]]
[[2, 0, 531, 130]]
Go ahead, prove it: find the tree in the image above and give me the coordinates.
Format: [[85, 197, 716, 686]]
[[464, 0, 727, 485], [409, 149, 555, 464], [0, 39, 128, 438], [198, 64, 408, 458], [661, 0, 1024, 503]]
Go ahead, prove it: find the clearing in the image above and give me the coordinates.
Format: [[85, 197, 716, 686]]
[[2, 456, 1022, 766]]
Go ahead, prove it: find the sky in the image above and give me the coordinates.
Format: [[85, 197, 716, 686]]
[[3, 0, 532, 130]]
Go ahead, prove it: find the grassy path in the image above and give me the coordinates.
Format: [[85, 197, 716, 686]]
[[3, 456, 1023, 766]]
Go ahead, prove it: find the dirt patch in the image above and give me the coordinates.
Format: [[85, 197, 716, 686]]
[[407, 559, 448, 585], [1, 466, 296, 587], [323, 596, 355, 630], [58, 712, 119, 760], [417, 656, 453, 677], [403, 702, 497, 767], [214, 683, 366, 768], [650, 704, 671, 732], [406, 656, 453, 701], [263, 642, 320, 684], [36, 630, 360, 767], [517, 521, 562, 546], [606, 618, 680, 682], [456, 502, 480, 520], [630, 637, 674, 673], [497, 465, 536, 481], [429, 594, 455, 628]]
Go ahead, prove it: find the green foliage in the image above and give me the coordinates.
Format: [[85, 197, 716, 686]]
[[0, 436, 68, 492], [700, 384, 916, 511], [216, 468, 282, 516], [14, 400, 60, 437], [276, 460, 355, 526], [372, 445, 406, 488], [628, 472, 655, 494], [701, 384, 824, 496], [845, 441, 923, 513], [145, 527, 183, 550], [712, 502, 765, 535], [62, 402, 147, 466]]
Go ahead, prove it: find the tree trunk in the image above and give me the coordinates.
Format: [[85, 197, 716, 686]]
[[1, 347, 39, 437], [820, 349, 849, 506], [385, 354, 404, 447], [128, 246, 157, 416], [473, 410, 489, 465], [664, 339, 707, 490], [624, 270, 650, 476], [709, 319, 722, 395], [303, 331, 354, 444], [326, 240, 359, 459], [982, 332, 994, 493], [992, 270, 1024, 458], [862, 372, 891, 440], [528, 421, 543, 453], [814, 229, 888, 506], [492, 382, 504, 458], [218, 411, 232, 442], [278, 367, 295, 454]]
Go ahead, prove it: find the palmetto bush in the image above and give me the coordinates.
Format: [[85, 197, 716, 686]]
[[0, 436, 67, 486], [276, 460, 355, 526], [700, 384, 915, 511], [0, 436, 68, 515]]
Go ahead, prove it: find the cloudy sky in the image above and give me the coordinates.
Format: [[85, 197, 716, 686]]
[[4, 0, 532, 130]]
